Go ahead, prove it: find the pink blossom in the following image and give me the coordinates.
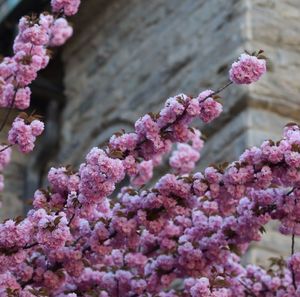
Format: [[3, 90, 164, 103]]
[[170, 143, 200, 174], [15, 87, 31, 110], [20, 24, 50, 46], [198, 96, 223, 123], [50, 18, 73, 46], [51, 0, 81, 16], [131, 160, 153, 186], [8, 117, 44, 153], [229, 53, 266, 84]]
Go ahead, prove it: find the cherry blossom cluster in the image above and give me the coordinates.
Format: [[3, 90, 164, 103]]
[[3, 4, 297, 295], [51, 0, 81, 16], [106, 91, 222, 189], [170, 128, 204, 174], [0, 0, 81, 192], [8, 115, 44, 153], [0, 10, 75, 110], [229, 50, 267, 85], [0, 48, 289, 297]]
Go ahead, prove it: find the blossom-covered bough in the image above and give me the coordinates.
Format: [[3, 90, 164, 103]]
[[0, 1, 299, 296]]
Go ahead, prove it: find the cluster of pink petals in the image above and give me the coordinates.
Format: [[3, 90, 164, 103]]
[[170, 128, 204, 174], [0, 0, 80, 192], [51, 0, 81, 16], [78, 148, 125, 205], [50, 18, 73, 46], [229, 53, 267, 84], [82, 91, 221, 193], [0, 10, 283, 295], [0, 11, 74, 110], [131, 160, 154, 186], [8, 120, 300, 296], [8, 117, 44, 153], [170, 143, 200, 174]]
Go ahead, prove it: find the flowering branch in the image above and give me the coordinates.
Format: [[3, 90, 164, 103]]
[[2, 6, 297, 296]]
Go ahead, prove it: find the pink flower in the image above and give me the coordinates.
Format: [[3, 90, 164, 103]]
[[15, 87, 31, 110], [0, 82, 14, 108], [131, 160, 153, 186], [109, 133, 139, 152], [170, 143, 200, 174], [50, 18, 73, 46], [157, 95, 186, 128], [20, 24, 49, 46], [197, 91, 223, 123], [51, 0, 81, 16], [8, 117, 44, 153], [229, 53, 266, 84], [30, 119, 45, 136]]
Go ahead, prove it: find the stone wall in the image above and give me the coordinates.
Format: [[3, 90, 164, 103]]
[[57, 0, 248, 166]]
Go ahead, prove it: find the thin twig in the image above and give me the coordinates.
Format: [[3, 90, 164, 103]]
[[116, 279, 119, 297], [163, 80, 233, 131], [291, 234, 297, 290], [238, 279, 258, 297], [292, 234, 295, 256], [23, 242, 39, 249], [68, 212, 76, 227], [0, 144, 13, 153], [211, 80, 233, 95], [224, 271, 257, 297], [287, 187, 295, 196], [291, 190, 298, 291]]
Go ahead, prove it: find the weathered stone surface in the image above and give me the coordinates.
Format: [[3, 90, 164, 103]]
[[245, 0, 300, 121], [58, 0, 249, 166]]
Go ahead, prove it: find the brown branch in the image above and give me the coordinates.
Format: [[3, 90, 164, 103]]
[[133, 80, 233, 151], [0, 144, 13, 153], [163, 80, 232, 131], [68, 213, 76, 227], [292, 234, 296, 256], [291, 234, 297, 290], [238, 279, 258, 297], [291, 191, 298, 291], [224, 271, 257, 297], [211, 80, 233, 95]]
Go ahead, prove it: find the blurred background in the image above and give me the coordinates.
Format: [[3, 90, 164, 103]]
[[0, 0, 300, 265]]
